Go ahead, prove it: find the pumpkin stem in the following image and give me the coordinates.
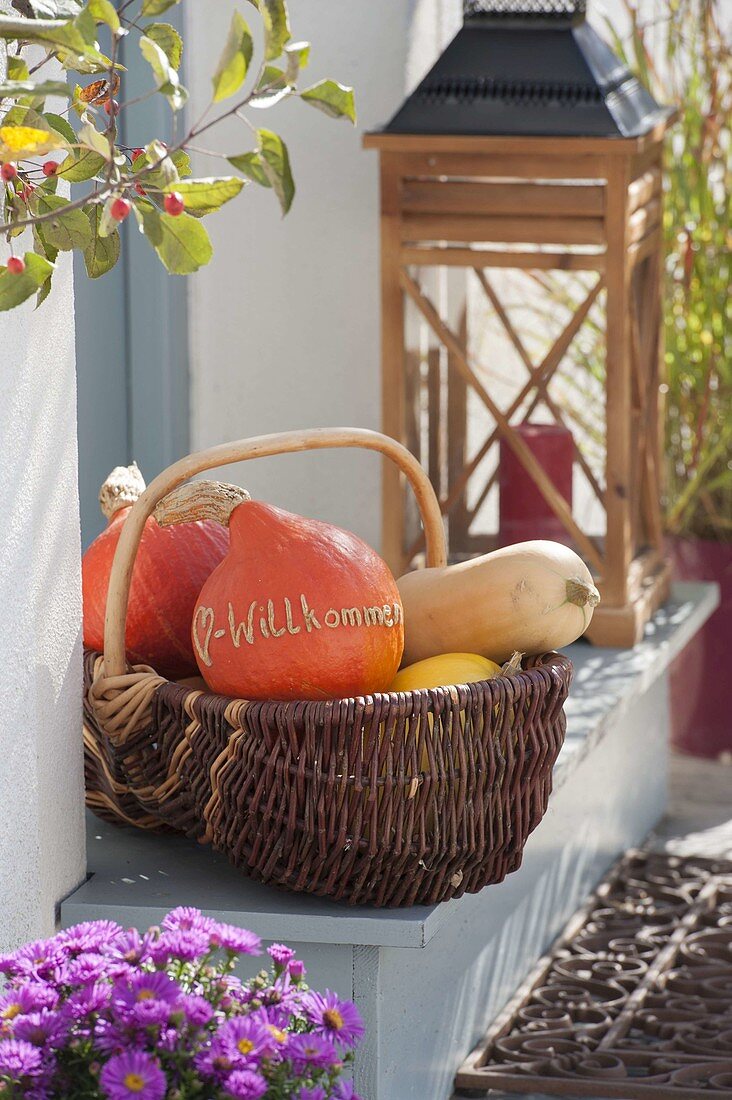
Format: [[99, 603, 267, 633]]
[[566, 577, 601, 609], [99, 462, 146, 520], [154, 480, 250, 528]]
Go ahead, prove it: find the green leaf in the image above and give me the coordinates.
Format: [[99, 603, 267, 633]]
[[139, 34, 187, 111], [284, 40, 310, 84], [7, 57, 30, 81], [31, 193, 92, 250], [27, 0, 84, 16], [257, 128, 294, 213], [141, 0, 179, 14], [144, 22, 182, 70], [139, 205, 213, 274], [36, 271, 53, 308], [166, 176, 245, 216], [0, 13, 107, 66], [84, 204, 120, 277], [0, 252, 54, 312], [259, 0, 290, 61], [170, 148, 191, 178], [89, 0, 120, 31], [249, 64, 290, 108], [300, 79, 356, 123], [0, 80, 70, 99], [227, 150, 271, 188], [212, 10, 252, 103], [44, 112, 76, 143], [33, 223, 59, 264], [58, 147, 105, 182], [78, 116, 110, 156]]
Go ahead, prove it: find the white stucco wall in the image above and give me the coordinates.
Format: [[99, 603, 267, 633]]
[[186, 0, 461, 547], [0, 36, 86, 950]]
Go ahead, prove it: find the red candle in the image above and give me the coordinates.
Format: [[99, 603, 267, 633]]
[[498, 423, 574, 546]]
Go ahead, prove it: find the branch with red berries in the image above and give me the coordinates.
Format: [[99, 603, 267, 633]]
[[0, 0, 356, 310]]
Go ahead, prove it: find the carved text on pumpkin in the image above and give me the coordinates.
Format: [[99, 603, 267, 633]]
[[193, 596, 403, 667]]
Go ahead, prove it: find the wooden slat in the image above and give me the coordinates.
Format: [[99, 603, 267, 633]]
[[400, 269, 604, 573], [363, 129, 670, 156], [395, 151, 608, 182], [401, 213, 606, 246], [603, 158, 634, 607], [628, 168, 661, 214], [400, 179, 605, 218], [379, 157, 408, 576], [401, 246, 606, 271], [628, 198, 661, 244]]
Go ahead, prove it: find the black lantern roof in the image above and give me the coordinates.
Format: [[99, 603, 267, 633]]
[[383, 0, 672, 138]]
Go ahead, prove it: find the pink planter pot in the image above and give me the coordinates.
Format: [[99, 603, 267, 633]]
[[667, 536, 732, 758]]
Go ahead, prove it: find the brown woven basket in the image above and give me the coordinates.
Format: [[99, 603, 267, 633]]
[[84, 428, 572, 908]]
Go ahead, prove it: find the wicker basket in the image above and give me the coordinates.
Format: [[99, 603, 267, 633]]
[[84, 427, 572, 908]]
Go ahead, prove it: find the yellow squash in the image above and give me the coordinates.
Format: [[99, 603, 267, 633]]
[[389, 652, 501, 692]]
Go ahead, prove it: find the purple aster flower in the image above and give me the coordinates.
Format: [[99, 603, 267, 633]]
[[147, 928, 210, 965], [6, 941, 62, 981], [99, 1050, 166, 1100], [216, 1016, 274, 1066], [13, 1010, 67, 1050], [288, 958, 306, 982], [64, 982, 111, 1020], [127, 999, 172, 1029], [334, 1083, 363, 1100], [287, 1033, 338, 1070], [113, 970, 180, 1011], [297, 1088, 327, 1100], [224, 1068, 268, 1099], [0, 985, 57, 1023], [303, 990, 364, 1049], [267, 943, 295, 970], [108, 929, 156, 967], [193, 1046, 233, 1080], [56, 951, 113, 986], [58, 920, 125, 957], [0, 1037, 44, 1078], [162, 907, 215, 935], [209, 923, 261, 956], [181, 994, 214, 1026]]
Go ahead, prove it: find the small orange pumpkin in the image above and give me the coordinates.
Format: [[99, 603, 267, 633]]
[[82, 464, 229, 678], [155, 482, 404, 701]]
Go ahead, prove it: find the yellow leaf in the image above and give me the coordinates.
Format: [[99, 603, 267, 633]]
[[0, 126, 67, 161]]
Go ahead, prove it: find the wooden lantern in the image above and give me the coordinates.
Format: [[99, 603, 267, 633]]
[[365, 0, 675, 646]]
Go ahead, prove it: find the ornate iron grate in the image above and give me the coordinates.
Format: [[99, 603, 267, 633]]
[[416, 77, 603, 107], [456, 850, 732, 1097], [464, 0, 586, 17]]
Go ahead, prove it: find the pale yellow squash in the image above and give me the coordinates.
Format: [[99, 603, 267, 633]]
[[398, 540, 600, 666]]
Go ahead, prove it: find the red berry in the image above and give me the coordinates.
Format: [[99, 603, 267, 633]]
[[42, 160, 59, 177], [21, 184, 34, 202], [134, 183, 146, 196], [105, 98, 120, 116], [164, 191, 185, 216], [7, 256, 25, 275], [111, 197, 131, 221], [131, 148, 145, 161], [1, 163, 17, 181]]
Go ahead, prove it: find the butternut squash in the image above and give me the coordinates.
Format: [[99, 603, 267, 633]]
[[398, 540, 600, 665]]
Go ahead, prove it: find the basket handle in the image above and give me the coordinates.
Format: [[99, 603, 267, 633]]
[[103, 427, 447, 678]]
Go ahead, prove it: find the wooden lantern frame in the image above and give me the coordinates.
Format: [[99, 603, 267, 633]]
[[365, 125, 674, 647]]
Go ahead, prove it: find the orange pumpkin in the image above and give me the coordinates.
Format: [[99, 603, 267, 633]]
[[155, 481, 404, 701], [82, 464, 229, 678]]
